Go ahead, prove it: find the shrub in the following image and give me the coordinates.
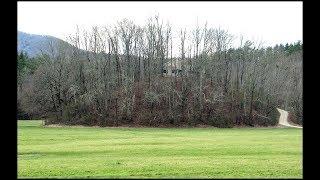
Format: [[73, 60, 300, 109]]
[[266, 107, 279, 126], [288, 112, 302, 125], [209, 114, 233, 128]]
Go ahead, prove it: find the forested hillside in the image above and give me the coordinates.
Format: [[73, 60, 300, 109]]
[[17, 17, 302, 127], [18, 31, 63, 57]]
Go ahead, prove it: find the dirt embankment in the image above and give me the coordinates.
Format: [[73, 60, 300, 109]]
[[277, 108, 302, 128]]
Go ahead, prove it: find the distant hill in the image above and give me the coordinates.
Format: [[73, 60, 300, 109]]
[[17, 31, 73, 57], [17, 31, 130, 61]]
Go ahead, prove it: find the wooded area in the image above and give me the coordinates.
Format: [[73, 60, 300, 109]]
[[17, 16, 303, 127]]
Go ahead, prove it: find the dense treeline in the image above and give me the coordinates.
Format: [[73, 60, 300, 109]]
[[17, 16, 302, 127], [17, 51, 46, 119]]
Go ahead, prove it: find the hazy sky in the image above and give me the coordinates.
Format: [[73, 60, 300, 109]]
[[18, 1, 302, 50]]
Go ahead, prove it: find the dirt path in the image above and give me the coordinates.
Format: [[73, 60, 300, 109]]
[[277, 108, 302, 128]]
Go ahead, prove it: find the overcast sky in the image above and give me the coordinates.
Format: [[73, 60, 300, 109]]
[[18, 1, 302, 51]]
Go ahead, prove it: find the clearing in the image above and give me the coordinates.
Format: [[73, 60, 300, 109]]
[[18, 120, 302, 178]]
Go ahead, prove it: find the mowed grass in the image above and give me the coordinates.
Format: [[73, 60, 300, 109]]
[[18, 120, 302, 178]]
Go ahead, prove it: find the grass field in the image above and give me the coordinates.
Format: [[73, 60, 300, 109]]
[[18, 120, 302, 178]]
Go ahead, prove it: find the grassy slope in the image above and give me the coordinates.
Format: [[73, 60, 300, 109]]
[[18, 120, 302, 178]]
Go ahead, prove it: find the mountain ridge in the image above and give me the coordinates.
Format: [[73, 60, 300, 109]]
[[18, 31, 73, 57]]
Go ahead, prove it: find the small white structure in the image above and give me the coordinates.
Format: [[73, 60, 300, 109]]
[[163, 59, 182, 77]]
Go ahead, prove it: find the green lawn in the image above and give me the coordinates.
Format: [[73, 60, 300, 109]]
[[18, 120, 302, 178]]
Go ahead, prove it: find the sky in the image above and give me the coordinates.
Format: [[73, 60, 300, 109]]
[[18, 1, 302, 54]]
